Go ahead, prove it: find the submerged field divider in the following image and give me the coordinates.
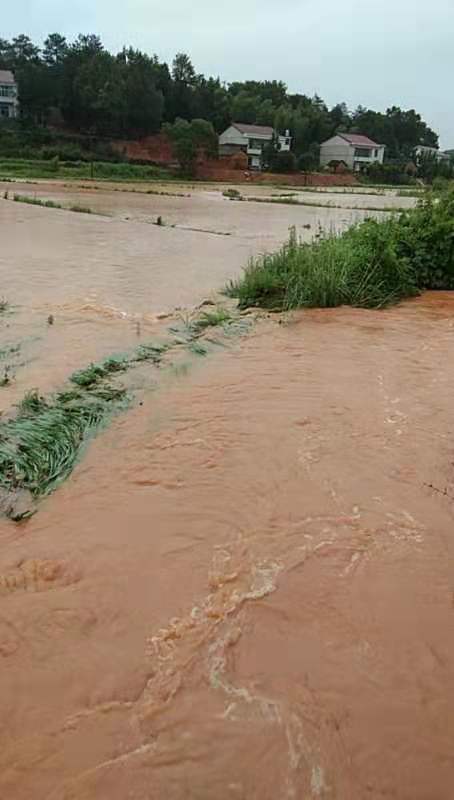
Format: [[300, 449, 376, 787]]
[[0, 308, 250, 522]]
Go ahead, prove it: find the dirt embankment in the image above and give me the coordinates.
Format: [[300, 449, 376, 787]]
[[110, 133, 359, 186]]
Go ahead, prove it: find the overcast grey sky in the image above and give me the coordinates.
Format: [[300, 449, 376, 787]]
[[5, 0, 454, 147]]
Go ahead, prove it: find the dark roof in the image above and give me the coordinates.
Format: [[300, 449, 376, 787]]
[[0, 70, 15, 84], [339, 133, 382, 147], [232, 123, 274, 136]]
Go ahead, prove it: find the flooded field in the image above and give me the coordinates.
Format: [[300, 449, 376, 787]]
[[0, 183, 453, 799]]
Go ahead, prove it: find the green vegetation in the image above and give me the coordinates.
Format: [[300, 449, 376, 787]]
[[396, 188, 424, 198], [0, 305, 239, 519], [0, 343, 20, 360], [12, 193, 63, 209], [0, 385, 127, 512], [163, 118, 218, 175], [135, 342, 170, 363], [0, 298, 9, 313], [223, 188, 242, 199], [190, 307, 232, 332], [9, 193, 94, 214], [0, 158, 172, 181], [0, 33, 444, 176], [70, 357, 128, 388], [226, 193, 406, 213], [227, 190, 454, 309], [69, 204, 93, 214], [248, 195, 299, 206]]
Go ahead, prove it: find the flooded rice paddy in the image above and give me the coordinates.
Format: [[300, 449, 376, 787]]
[[0, 181, 453, 799]]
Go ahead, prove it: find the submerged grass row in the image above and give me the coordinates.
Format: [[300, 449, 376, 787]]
[[0, 308, 239, 521], [3, 192, 94, 214]]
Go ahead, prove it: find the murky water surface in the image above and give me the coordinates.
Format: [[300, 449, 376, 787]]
[[0, 186, 453, 799]]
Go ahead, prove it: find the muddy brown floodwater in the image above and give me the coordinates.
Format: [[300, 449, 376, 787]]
[[0, 187, 453, 799]]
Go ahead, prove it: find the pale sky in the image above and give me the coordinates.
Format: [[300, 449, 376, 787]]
[[5, 0, 454, 148]]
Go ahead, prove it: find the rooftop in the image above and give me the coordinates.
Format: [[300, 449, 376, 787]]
[[233, 123, 274, 137], [0, 70, 16, 85], [339, 133, 382, 147]]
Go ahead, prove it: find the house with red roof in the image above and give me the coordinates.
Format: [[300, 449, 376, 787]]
[[320, 133, 385, 172], [219, 123, 291, 170]]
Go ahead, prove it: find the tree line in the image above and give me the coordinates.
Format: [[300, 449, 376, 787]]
[[0, 33, 441, 168]]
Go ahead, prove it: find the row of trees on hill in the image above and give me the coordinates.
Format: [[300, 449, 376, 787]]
[[0, 33, 441, 167]]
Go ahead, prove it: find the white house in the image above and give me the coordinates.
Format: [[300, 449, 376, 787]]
[[414, 145, 451, 164], [320, 133, 385, 172], [219, 123, 291, 170], [0, 70, 18, 120]]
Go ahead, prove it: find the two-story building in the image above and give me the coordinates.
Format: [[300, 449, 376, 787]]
[[320, 133, 385, 172], [0, 70, 18, 120], [219, 123, 291, 170], [414, 145, 451, 164]]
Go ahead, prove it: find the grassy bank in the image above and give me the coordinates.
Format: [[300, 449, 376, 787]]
[[227, 190, 454, 309], [0, 158, 173, 182]]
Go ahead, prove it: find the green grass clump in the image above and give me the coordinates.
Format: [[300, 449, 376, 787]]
[[70, 357, 128, 387], [0, 298, 8, 313], [188, 341, 208, 356], [191, 308, 232, 332], [18, 389, 47, 415], [227, 223, 414, 309], [223, 188, 242, 200], [227, 189, 454, 310], [11, 193, 95, 214], [248, 195, 299, 206], [134, 342, 169, 363], [69, 204, 93, 214], [0, 343, 20, 360], [13, 194, 63, 209], [0, 391, 122, 499]]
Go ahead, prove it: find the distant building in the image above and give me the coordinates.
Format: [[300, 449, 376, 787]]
[[0, 70, 18, 120], [219, 123, 291, 170], [320, 133, 385, 172], [414, 145, 451, 163]]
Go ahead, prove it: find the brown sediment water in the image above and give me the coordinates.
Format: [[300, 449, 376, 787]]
[[0, 285, 453, 799]]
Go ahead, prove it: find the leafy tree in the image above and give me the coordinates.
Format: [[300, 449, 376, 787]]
[[0, 30, 441, 169], [42, 34, 68, 66], [270, 150, 296, 173], [164, 117, 217, 175], [10, 34, 40, 66], [298, 145, 320, 172], [256, 99, 275, 126], [261, 132, 280, 169], [172, 52, 196, 85], [72, 51, 125, 133], [119, 49, 164, 135], [274, 104, 293, 136], [231, 91, 258, 124], [0, 38, 13, 69]]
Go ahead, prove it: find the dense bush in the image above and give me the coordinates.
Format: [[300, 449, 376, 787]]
[[269, 150, 297, 173], [364, 161, 416, 186], [0, 121, 122, 163], [396, 190, 454, 289], [227, 189, 454, 309]]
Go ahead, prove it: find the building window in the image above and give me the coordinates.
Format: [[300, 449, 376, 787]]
[[248, 138, 264, 150], [0, 85, 15, 98], [285, 138, 290, 146], [0, 103, 11, 117], [374, 149, 378, 157], [354, 147, 372, 158]]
